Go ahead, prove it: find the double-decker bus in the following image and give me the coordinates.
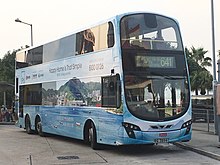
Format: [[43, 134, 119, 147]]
[[15, 12, 192, 149]]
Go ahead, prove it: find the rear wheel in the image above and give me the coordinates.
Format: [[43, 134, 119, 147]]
[[36, 118, 44, 136], [25, 116, 33, 134]]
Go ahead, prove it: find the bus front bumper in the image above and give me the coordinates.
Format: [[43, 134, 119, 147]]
[[116, 127, 192, 145]]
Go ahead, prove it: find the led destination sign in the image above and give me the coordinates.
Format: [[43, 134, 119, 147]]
[[135, 55, 176, 68]]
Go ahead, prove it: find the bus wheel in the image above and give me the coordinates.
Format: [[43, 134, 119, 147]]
[[36, 118, 44, 137], [88, 122, 99, 150], [25, 115, 33, 134]]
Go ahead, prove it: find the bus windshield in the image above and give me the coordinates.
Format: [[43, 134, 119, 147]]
[[120, 13, 183, 51], [120, 13, 190, 121]]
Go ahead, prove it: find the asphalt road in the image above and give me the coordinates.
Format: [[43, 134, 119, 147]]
[[0, 125, 219, 165]]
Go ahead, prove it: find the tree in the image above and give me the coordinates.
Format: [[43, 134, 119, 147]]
[[0, 50, 16, 107], [199, 69, 212, 95], [186, 46, 213, 95], [0, 46, 29, 107], [0, 51, 16, 82]]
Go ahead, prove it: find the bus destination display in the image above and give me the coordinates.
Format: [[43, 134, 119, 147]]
[[135, 55, 176, 68]]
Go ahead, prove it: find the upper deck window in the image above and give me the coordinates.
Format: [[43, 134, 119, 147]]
[[120, 13, 183, 51], [16, 46, 43, 69], [76, 21, 114, 55], [16, 21, 115, 68]]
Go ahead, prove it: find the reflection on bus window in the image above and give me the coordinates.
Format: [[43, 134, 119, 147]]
[[16, 46, 43, 68], [76, 29, 95, 54], [83, 29, 95, 53], [120, 14, 182, 51], [76, 22, 115, 55], [125, 75, 189, 121], [107, 22, 114, 48], [81, 29, 95, 54]]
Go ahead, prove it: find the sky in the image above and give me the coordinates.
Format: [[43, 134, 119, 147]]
[[0, 0, 219, 74]]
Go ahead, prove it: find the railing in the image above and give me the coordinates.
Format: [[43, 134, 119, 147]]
[[192, 107, 214, 132]]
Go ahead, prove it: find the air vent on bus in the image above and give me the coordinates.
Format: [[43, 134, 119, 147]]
[[150, 125, 173, 129]]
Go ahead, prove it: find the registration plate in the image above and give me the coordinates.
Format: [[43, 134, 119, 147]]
[[154, 138, 169, 143]]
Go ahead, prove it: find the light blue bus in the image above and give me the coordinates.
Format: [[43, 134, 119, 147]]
[[15, 12, 192, 149]]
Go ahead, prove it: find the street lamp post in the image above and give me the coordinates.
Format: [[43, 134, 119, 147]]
[[210, 1, 220, 147], [210, 0, 218, 135], [15, 18, 33, 46]]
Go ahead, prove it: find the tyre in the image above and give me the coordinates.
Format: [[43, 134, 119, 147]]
[[88, 122, 99, 150], [25, 116, 33, 134], [36, 118, 44, 137]]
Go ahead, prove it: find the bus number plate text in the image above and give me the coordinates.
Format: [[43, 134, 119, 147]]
[[154, 138, 169, 143]]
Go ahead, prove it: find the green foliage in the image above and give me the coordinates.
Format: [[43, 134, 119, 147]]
[[186, 47, 213, 95], [0, 50, 17, 107], [0, 51, 16, 83]]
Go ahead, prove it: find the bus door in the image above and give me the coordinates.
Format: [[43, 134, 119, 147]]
[[100, 74, 122, 141]]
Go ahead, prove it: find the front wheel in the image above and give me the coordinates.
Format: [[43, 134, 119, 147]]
[[88, 122, 99, 150]]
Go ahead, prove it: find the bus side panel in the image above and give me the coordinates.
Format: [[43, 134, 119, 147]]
[[40, 106, 81, 139], [97, 111, 123, 145], [22, 105, 125, 145], [41, 106, 124, 144]]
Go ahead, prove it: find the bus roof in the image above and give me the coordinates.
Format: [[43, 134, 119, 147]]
[[16, 11, 177, 54]]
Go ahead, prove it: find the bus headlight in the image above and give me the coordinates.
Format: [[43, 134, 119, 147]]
[[181, 120, 192, 129], [122, 122, 141, 139], [181, 120, 192, 135]]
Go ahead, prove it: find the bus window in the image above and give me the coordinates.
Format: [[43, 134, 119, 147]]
[[76, 22, 114, 55], [75, 29, 95, 54], [16, 51, 29, 69], [107, 22, 114, 48], [18, 84, 42, 117], [43, 35, 75, 62], [120, 13, 182, 51], [23, 84, 42, 105], [26, 46, 43, 65], [83, 29, 95, 54]]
